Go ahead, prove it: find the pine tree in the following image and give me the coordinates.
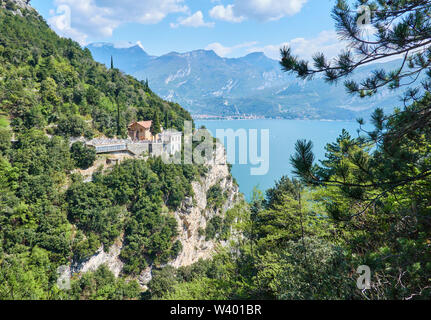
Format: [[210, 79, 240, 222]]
[[284, 0, 431, 192], [281, 1, 431, 150], [284, 1, 431, 299], [280, 0, 431, 101]]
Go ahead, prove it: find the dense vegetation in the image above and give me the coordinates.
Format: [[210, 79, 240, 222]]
[[149, 181, 358, 300], [147, 0, 431, 300], [151, 133, 430, 300], [0, 3, 199, 300], [1, 0, 430, 301], [0, 4, 191, 138]]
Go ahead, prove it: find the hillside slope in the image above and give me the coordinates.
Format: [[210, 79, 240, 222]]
[[0, 0, 241, 300], [0, 3, 191, 138]]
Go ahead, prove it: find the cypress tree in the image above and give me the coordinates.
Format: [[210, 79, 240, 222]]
[[110, 56, 121, 137], [151, 111, 161, 136], [164, 112, 169, 129]]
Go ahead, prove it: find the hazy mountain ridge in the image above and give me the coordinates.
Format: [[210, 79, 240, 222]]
[[88, 43, 408, 120]]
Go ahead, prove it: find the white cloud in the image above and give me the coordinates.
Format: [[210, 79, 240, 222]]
[[247, 30, 346, 61], [206, 41, 258, 57], [170, 11, 214, 28], [209, 5, 244, 23], [236, 0, 308, 21], [48, 0, 188, 45], [49, 4, 89, 44], [210, 0, 308, 23], [93, 0, 187, 24]]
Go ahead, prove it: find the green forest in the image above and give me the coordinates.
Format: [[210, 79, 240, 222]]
[[0, 0, 430, 300], [0, 2, 201, 299]]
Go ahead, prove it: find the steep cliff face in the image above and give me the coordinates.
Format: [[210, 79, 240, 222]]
[[71, 236, 124, 278], [68, 148, 241, 286], [170, 148, 240, 268]]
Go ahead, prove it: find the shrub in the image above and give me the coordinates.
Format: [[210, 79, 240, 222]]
[[70, 141, 96, 170], [56, 115, 88, 137]]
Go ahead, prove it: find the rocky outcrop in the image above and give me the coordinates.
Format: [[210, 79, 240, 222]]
[[57, 235, 124, 284], [2, 0, 33, 15], [169, 147, 240, 268], [137, 147, 241, 286], [64, 146, 241, 287], [71, 237, 124, 278]]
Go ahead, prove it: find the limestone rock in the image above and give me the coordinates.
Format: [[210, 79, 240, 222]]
[[72, 237, 124, 278], [63, 147, 241, 287], [169, 146, 241, 268]]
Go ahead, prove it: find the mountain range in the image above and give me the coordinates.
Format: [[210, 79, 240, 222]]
[[88, 42, 408, 120]]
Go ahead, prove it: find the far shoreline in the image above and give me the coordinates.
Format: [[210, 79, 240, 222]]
[[193, 117, 358, 122]]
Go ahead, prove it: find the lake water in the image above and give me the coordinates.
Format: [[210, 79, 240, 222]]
[[195, 119, 363, 201]]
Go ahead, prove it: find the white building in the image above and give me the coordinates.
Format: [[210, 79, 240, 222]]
[[83, 129, 182, 157], [160, 130, 182, 155]]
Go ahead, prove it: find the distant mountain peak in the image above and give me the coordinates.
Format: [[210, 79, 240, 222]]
[[243, 51, 274, 61], [165, 49, 219, 58], [88, 41, 146, 51], [193, 49, 217, 54], [164, 51, 181, 57], [190, 49, 219, 58], [88, 42, 112, 48], [88, 42, 273, 61], [245, 51, 266, 57], [157, 49, 221, 63], [87, 42, 404, 120]]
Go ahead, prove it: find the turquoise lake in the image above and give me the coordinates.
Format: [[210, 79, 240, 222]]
[[195, 119, 364, 201]]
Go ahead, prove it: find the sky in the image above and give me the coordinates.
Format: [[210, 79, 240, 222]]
[[30, 0, 344, 60]]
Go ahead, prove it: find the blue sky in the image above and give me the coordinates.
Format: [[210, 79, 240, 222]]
[[31, 0, 343, 60]]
